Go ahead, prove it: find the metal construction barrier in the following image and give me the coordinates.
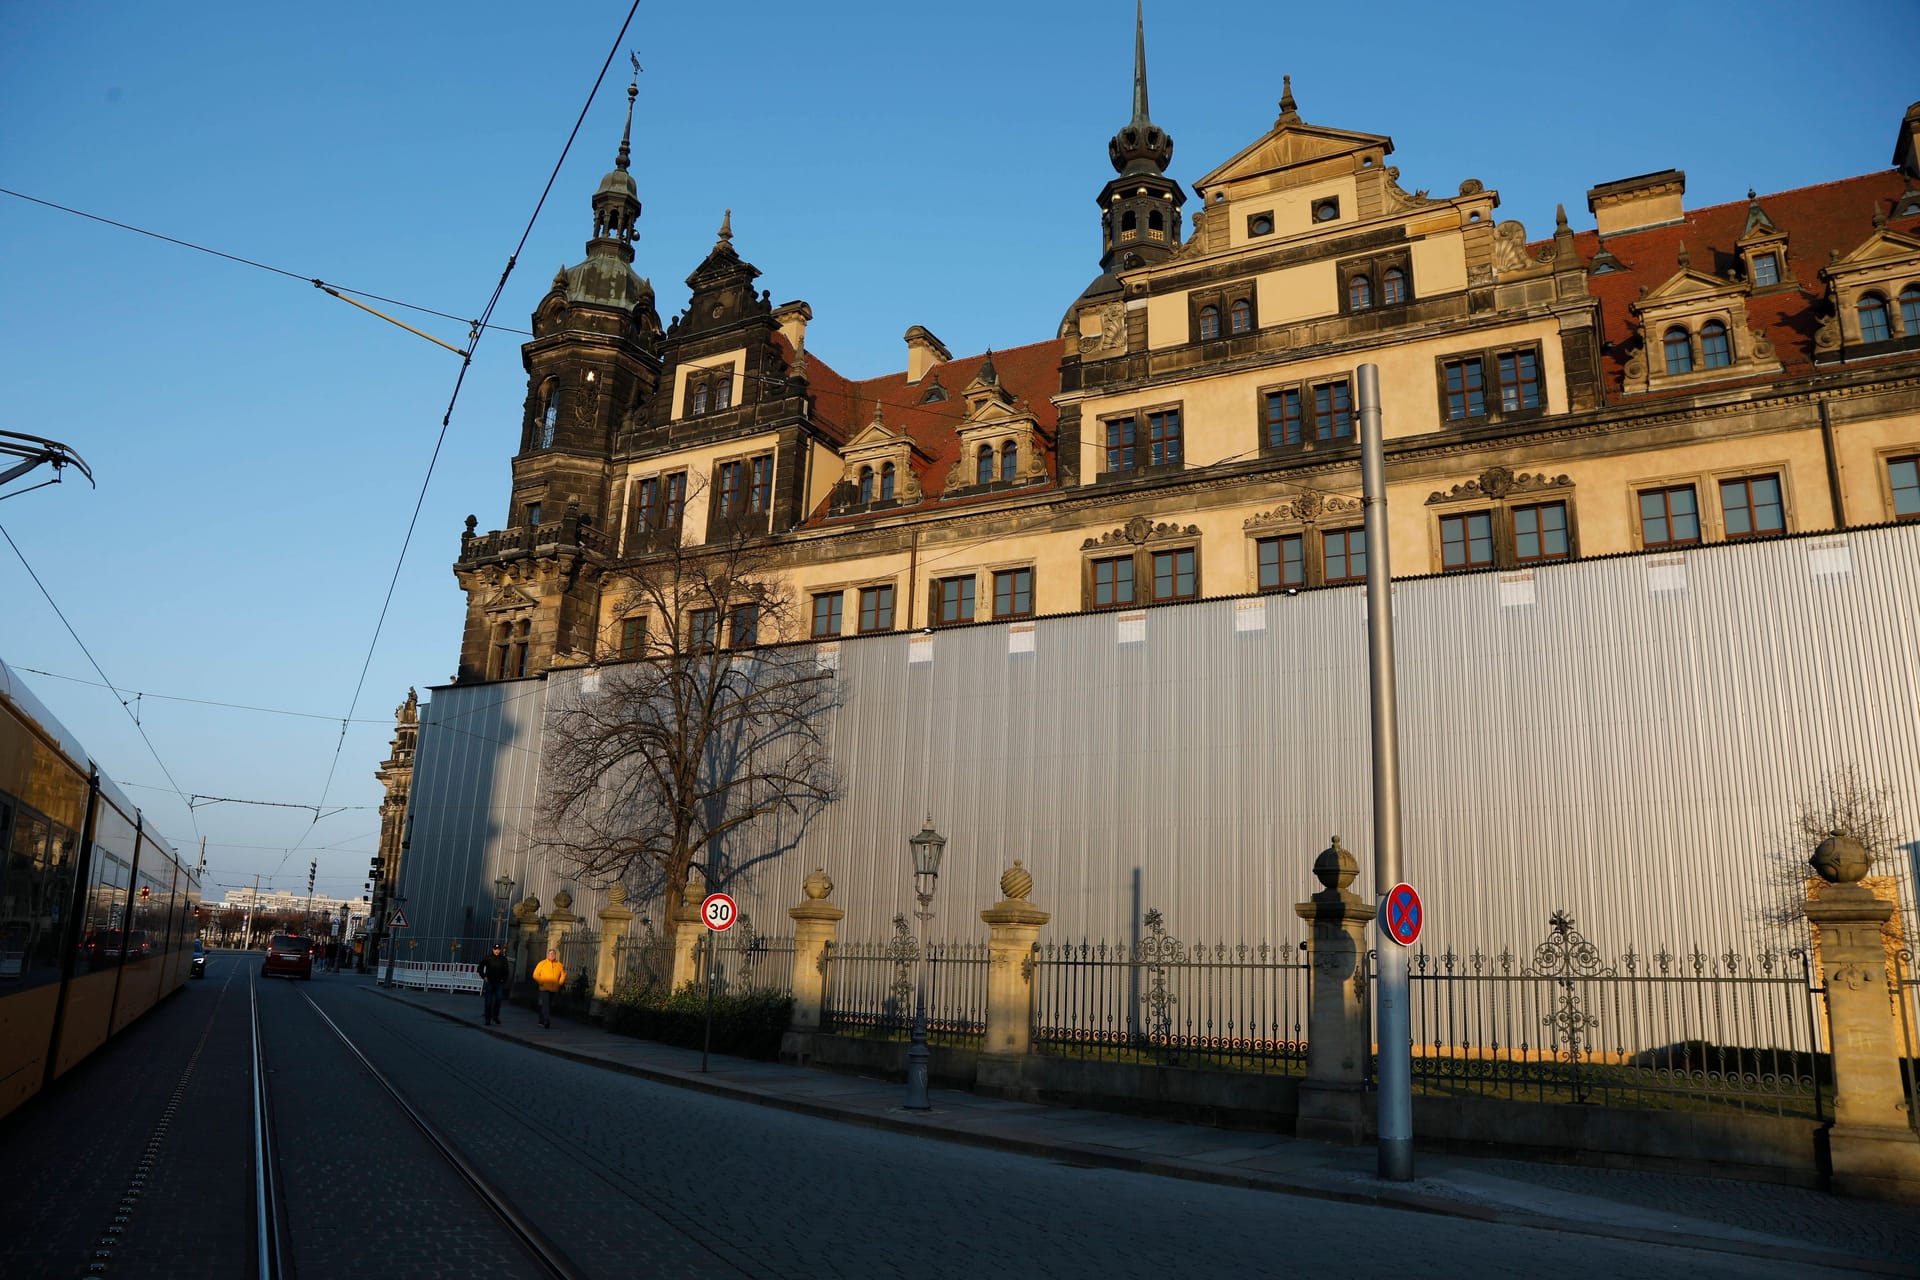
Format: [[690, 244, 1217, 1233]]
[[387, 960, 483, 993]]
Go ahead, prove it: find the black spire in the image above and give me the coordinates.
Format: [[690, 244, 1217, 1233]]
[[589, 67, 642, 251], [1089, 2, 1185, 281], [1107, 0, 1172, 177]]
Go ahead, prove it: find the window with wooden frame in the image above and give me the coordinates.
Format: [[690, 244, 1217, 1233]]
[[1338, 250, 1412, 316], [880, 462, 897, 501], [1751, 252, 1781, 287], [1000, 442, 1018, 482], [1322, 527, 1367, 585], [631, 472, 686, 535], [993, 567, 1034, 619], [1188, 283, 1257, 344], [687, 608, 720, 651], [727, 603, 760, 648], [1858, 292, 1894, 343], [616, 616, 646, 660], [1512, 501, 1571, 565], [1101, 404, 1184, 477], [1255, 534, 1305, 591], [976, 444, 994, 486], [933, 575, 976, 626], [1437, 344, 1544, 425], [1638, 485, 1701, 549], [716, 460, 748, 518], [494, 619, 531, 679], [1718, 474, 1785, 540], [1149, 547, 1198, 602], [811, 591, 844, 638], [1889, 455, 1920, 520], [1088, 555, 1136, 610], [1425, 470, 1577, 571], [857, 584, 895, 634], [1439, 511, 1495, 572], [683, 364, 735, 417], [857, 467, 875, 504], [749, 455, 774, 513]]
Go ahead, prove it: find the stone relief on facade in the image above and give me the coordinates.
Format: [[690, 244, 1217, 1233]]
[[1242, 491, 1360, 528], [1493, 221, 1531, 273], [1425, 466, 1574, 506], [1381, 167, 1435, 213], [1082, 516, 1200, 549], [1814, 309, 1842, 353]]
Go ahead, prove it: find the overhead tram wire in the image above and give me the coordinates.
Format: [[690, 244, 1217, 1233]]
[[13, 667, 392, 724], [282, 0, 646, 874], [0, 523, 200, 838]]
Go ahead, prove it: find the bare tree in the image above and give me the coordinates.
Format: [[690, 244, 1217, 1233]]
[[1764, 762, 1898, 925], [538, 516, 840, 912]]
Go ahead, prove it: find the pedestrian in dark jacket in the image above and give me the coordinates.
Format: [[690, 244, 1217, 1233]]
[[480, 943, 512, 1025]]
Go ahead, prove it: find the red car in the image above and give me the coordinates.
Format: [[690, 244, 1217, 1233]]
[[262, 934, 314, 981]]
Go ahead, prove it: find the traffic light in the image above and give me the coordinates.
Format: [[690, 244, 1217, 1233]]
[[308, 860, 317, 894]]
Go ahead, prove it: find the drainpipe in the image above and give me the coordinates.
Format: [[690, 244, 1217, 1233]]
[[1818, 398, 1847, 530]]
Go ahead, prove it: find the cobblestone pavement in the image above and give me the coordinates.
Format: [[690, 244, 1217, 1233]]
[[311, 979, 1904, 1279]]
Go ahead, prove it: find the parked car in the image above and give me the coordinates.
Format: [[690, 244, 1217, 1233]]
[[190, 938, 207, 978], [262, 934, 314, 981]]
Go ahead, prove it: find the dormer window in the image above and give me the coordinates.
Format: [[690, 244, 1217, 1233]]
[[880, 462, 896, 501], [1859, 292, 1893, 343], [1664, 327, 1694, 375], [1199, 305, 1221, 340], [858, 467, 875, 504], [1700, 320, 1732, 369], [1349, 275, 1373, 311], [1902, 285, 1920, 333], [1000, 441, 1018, 482], [976, 445, 994, 486], [1752, 252, 1780, 287]]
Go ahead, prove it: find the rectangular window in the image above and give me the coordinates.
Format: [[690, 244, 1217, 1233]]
[[524, 501, 543, 528], [617, 617, 645, 659], [1324, 527, 1367, 585], [1719, 474, 1785, 539], [1148, 409, 1182, 466], [1314, 381, 1353, 441], [688, 608, 719, 650], [857, 585, 895, 634], [1440, 511, 1495, 572], [1513, 501, 1570, 564], [663, 473, 685, 527], [993, 568, 1034, 619], [635, 477, 659, 530], [1091, 556, 1135, 609], [728, 603, 759, 648], [1150, 548, 1197, 602], [1264, 388, 1304, 448], [1256, 534, 1304, 591], [717, 460, 745, 517], [1496, 349, 1542, 413], [749, 455, 774, 513], [1753, 252, 1780, 287], [935, 575, 976, 626], [1443, 358, 1487, 420], [1104, 419, 1136, 473], [1892, 456, 1920, 519], [1639, 485, 1701, 549], [811, 592, 843, 639]]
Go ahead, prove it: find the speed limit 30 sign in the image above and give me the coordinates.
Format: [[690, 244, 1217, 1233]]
[[701, 892, 737, 932]]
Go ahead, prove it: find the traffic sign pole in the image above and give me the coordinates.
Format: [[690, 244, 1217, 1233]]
[[1359, 364, 1414, 1183]]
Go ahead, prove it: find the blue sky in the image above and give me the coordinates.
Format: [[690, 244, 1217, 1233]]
[[2, 1, 1914, 906]]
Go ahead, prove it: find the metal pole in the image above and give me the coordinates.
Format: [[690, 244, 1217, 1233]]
[[700, 929, 715, 1073], [1358, 363, 1413, 1182], [905, 892, 933, 1110], [382, 896, 405, 988]]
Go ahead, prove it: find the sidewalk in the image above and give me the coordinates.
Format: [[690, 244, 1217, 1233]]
[[370, 979, 1920, 1275]]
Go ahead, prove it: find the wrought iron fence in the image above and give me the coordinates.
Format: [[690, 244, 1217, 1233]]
[[557, 928, 597, 1003], [703, 917, 795, 996], [1029, 909, 1310, 1074], [611, 930, 673, 1001], [1401, 911, 1828, 1118], [820, 915, 988, 1043], [1896, 947, 1919, 1135]]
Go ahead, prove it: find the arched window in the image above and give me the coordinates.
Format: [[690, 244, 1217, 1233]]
[[692, 382, 710, 416], [539, 383, 559, 448], [1230, 299, 1252, 335], [1121, 209, 1137, 233], [857, 466, 874, 504], [1000, 440, 1018, 481], [1148, 209, 1164, 232], [1901, 284, 1920, 335], [1664, 326, 1694, 374], [1700, 320, 1732, 369], [1198, 305, 1220, 340], [1382, 267, 1407, 305], [1349, 274, 1373, 311], [976, 444, 994, 486], [880, 462, 896, 501], [713, 376, 732, 411], [1858, 292, 1893, 343]]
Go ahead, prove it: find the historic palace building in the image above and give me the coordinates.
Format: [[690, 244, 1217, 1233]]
[[450, 19, 1920, 683]]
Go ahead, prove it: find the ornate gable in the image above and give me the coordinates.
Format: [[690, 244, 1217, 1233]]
[[945, 356, 1046, 493], [1818, 222, 1920, 353], [1622, 244, 1782, 393]]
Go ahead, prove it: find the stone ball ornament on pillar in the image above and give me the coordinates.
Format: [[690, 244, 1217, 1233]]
[[1314, 834, 1358, 892], [1811, 830, 1873, 883]]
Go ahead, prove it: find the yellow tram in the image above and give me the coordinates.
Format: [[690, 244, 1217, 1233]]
[[0, 658, 198, 1120]]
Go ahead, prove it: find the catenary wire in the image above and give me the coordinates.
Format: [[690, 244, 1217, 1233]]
[[13, 667, 392, 724]]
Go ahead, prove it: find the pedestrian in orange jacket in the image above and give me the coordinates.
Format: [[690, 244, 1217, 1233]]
[[532, 948, 566, 1028]]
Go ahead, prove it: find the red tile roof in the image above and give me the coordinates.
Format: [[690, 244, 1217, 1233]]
[[1538, 171, 1920, 397]]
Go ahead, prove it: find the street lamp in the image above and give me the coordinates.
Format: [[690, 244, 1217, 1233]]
[[904, 817, 946, 1111], [493, 875, 516, 945]]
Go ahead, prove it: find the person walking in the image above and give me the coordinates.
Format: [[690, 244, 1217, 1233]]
[[532, 947, 566, 1028], [479, 942, 511, 1024]]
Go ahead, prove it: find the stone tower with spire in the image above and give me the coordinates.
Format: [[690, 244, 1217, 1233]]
[[452, 69, 665, 683], [1096, 2, 1186, 277]]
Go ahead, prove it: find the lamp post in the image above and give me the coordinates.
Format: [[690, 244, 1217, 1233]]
[[493, 875, 515, 945], [904, 817, 946, 1111]]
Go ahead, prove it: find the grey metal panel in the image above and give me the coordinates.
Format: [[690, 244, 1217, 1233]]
[[401, 524, 1920, 964]]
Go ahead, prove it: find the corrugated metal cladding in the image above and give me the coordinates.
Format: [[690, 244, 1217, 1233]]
[[401, 524, 1920, 964]]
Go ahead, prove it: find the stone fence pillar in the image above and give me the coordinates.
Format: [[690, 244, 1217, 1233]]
[[1293, 836, 1373, 1146], [592, 883, 636, 1014], [545, 889, 579, 957], [1805, 832, 1920, 1200], [512, 896, 542, 991], [669, 877, 705, 991], [979, 861, 1050, 1058], [781, 868, 844, 1064]]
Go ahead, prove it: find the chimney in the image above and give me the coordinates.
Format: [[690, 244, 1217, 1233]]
[[903, 325, 952, 384], [1896, 101, 1920, 179], [773, 301, 811, 354], [1585, 169, 1686, 238]]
